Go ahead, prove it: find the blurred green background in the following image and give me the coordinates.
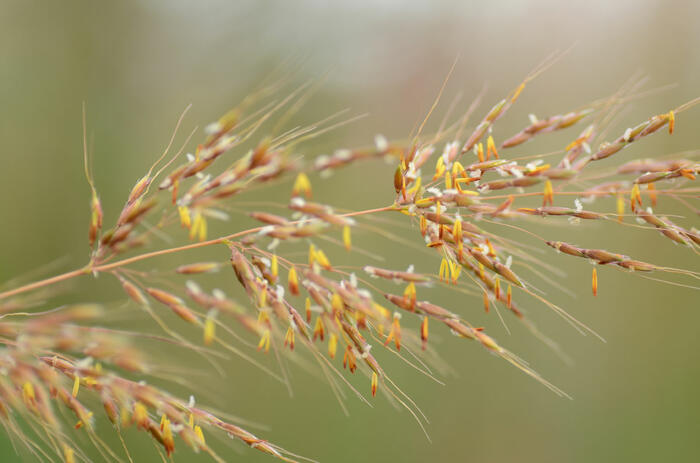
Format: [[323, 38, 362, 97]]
[[1, 1, 699, 462]]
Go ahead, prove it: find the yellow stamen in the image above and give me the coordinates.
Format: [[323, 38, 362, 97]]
[[257, 329, 271, 353], [315, 249, 331, 270], [452, 161, 466, 177], [331, 292, 344, 314], [194, 425, 206, 446], [258, 283, 267, 307], [407, 175, 422, 196], [270, 254, 278, 278], [617, 193, 625, 223], [63, 445, 75, 463], [449, 259, 461, 283], [204, 311, 216, 345], [439, 258, 448, 282], [258, 309, 270, 325], [133, 402, 148, 428], [313, 316, 325, 341], [647, 183, 657, 207], [403, 282, 417, 308], [22, 381, 35, 404], [178, 205, 191, 228], [420, 316, 428, 350], [486, 135, 499, 159], [543, 180, 554, 207], [198, 214, 207, 241], [292, 172, 312, 198], [485, 239, 496, 257], [72, 375, 80, 398], [284, 325, 295, 350], [343, 225, 352, 251], [308, 244, 317, 267], [288, 266, 299, 295], [328, 333, 338, 358], [384, 313, 402, 350], [592, 267, 598, 296], [630, 183, 642, 211], [162, 416, 174, 456], [433, 156, 445, 180]]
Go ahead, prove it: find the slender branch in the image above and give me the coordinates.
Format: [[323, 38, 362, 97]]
[[0, 205, 396, 301], [0, 268, 92, 301]]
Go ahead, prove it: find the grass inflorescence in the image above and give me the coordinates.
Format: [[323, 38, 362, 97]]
[[0, 64, 699, 462]]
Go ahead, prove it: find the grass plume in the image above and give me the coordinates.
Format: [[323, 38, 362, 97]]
[[0, 68, 698, 462]]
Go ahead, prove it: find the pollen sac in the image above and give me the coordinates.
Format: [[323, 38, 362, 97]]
[[292, 172, 312, 198], [592, 267, 598, 296], [371, 371, 378, 397], [288, 266, 300, 296]]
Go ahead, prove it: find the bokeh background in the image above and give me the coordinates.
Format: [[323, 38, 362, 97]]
[[1, 1, 699, 462]]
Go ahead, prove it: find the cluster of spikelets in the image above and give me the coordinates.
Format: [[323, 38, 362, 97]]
[[0, 63, 699, 463]]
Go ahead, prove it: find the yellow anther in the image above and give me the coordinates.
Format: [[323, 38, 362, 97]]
[[403, 282, 417, 308], [22, 381, 35, 403], [194, 425, 206, 445], [270, 254, 278, 278], [308, 244, 317, 267], [433, 156, 446, 180], [477, 142, 485, 162], [257, 329, 271, 353], [63, 445, 75, 463], [204, 311, 216, 345], [284, 325, 295, 350], [439, 258, 448, 282], [72, 375, 80, 398], [292, 172, 312, 198], [617, 193, 625, 223], [288, 266, 299, 295], [543, 180, 554, 206], [343, 225, 352, 251], [315, 249, 331, 270], [407, 175, 422, 196], [331, 292, 344, 314], [178, 205, 191, 228], [486, 135, 499, 159], [328, 333, 338, 358]]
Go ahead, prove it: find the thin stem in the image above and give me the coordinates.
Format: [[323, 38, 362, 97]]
[[0, 205, 396, 301], [480, 187, 700, 201], [0, 268, 92, 300]]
